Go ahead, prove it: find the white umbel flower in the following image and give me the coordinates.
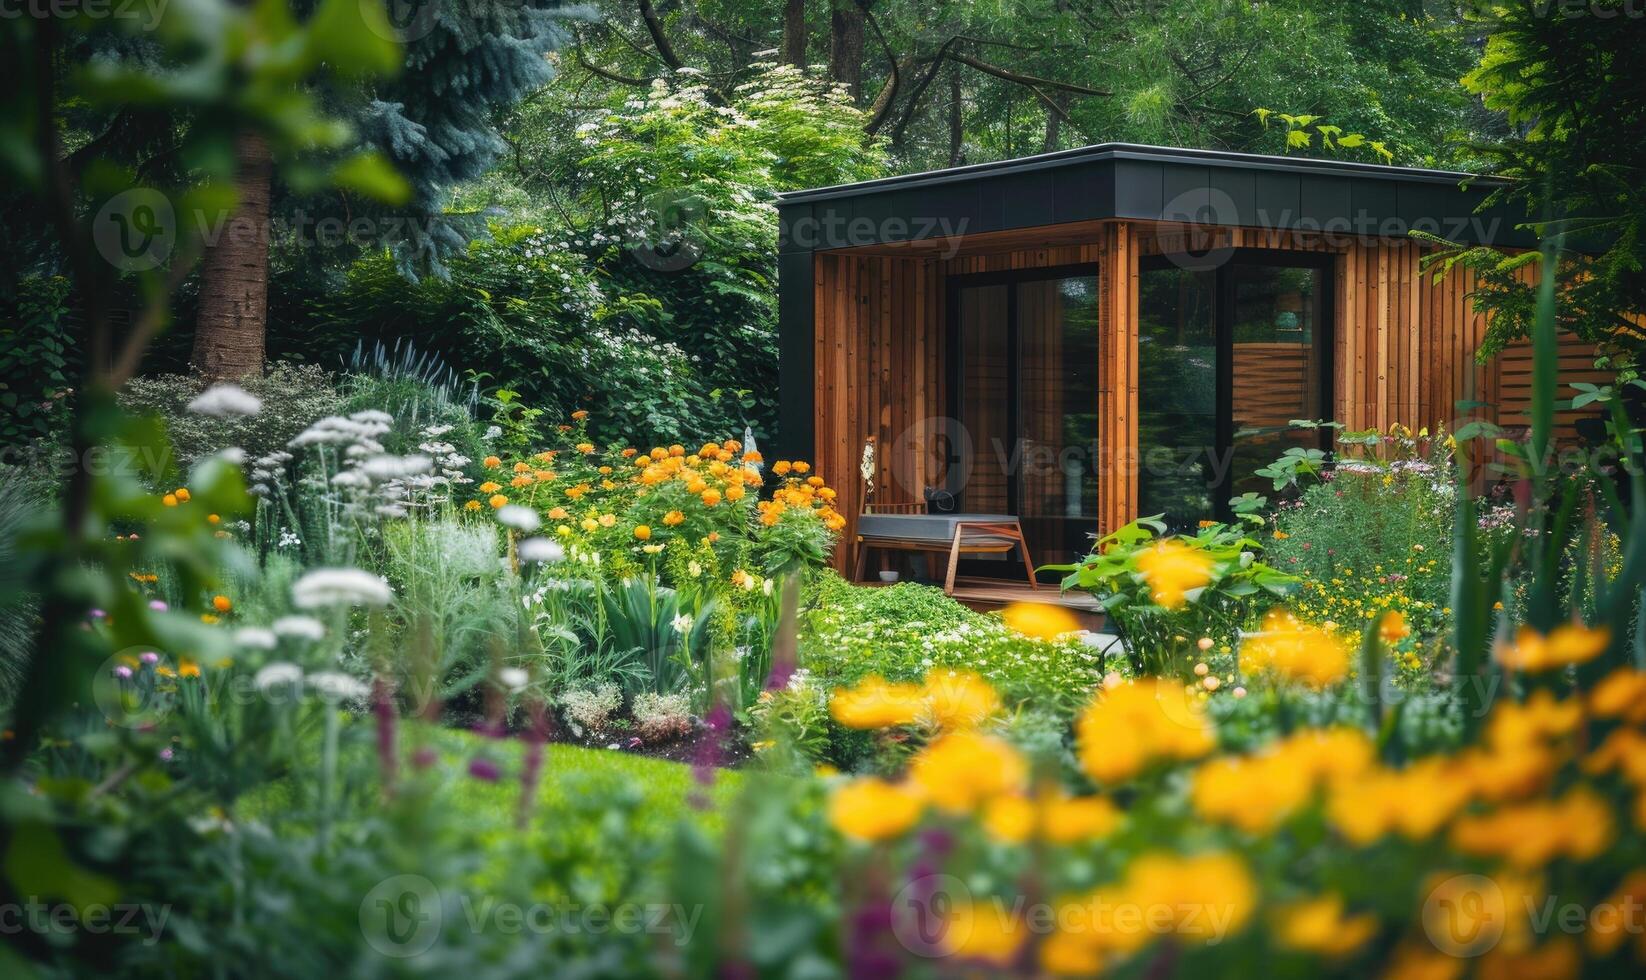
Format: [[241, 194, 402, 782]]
[[497, 505, 541, 532], [498, 667, 529, 692], [253, 662, 303, 692], [235, 627, 278, 650], [308, 671, 370, 702], [516, 537, 564, 563], [291, 568, 394, 609], [187, 384, 262, 418], [272, 615, 326, 641]]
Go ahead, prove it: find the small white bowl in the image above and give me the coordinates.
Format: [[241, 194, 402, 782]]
[[878, 570, 900, 583]]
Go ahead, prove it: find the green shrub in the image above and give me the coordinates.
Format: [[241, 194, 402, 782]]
[[117, 362, 343, 471], [0, 276, 77, 452]]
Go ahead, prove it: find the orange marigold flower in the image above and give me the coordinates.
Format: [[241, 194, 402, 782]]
[[576, 442, 594, 454], [207, 514, 220, 525], [663, 510, 685, 526], [621, 447, 638, 458], [634, 525, 652, 540], [571, 410, 588, 420], [743, 450, 763, 464], [483, 456, 502, 469], [792, 461, 811, 474], [479, 481, 502, 494], [162, 493, 179, 507], [701, 489, 722, 507], [464, 500, 482, 511], [212, 595, 232, 613], [772, 460, 792, 476], [175, 487, 191, 502], [489, 494, 508, 509], [513, 461, 531, 473]]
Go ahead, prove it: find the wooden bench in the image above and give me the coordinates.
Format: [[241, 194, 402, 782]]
[[852, 506, 1038, 595]]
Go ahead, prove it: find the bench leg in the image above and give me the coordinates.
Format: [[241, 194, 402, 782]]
[[1015, 527, 1039, 590], [944, 529, 963, 594], [853, 538, 868, 583]]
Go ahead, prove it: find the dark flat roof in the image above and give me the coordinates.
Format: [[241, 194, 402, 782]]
[[778, 142, 1501, 204], [776, 141, 1528, 253]]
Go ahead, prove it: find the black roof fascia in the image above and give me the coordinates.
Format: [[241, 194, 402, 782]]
[[776, 142, 1532, 253]]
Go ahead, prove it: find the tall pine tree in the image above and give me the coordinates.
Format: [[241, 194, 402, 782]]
[[192, 0, 574, 379]]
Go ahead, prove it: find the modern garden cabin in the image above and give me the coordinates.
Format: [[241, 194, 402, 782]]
[[773, 143, 1584, 588]]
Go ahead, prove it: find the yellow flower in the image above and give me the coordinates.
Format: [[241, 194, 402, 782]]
[[1039, 929, 1105, 976], [478, 481, 502, 494], [827, 777, 922, 842], [1000, 602, 1078, 640], [940, 899, 1025, 965], [206, 513, 220, 525], [920, 671, 1000, 728], [1495, 623, 1610, 672], [633, 525, 651, 540], [1590, 667, 1646, 723], [1077, 678, 1214, 784], [1272, 894, 1379, 957], [1379, 610, 1410, 643], [1095, 851, 1256, 950], [178, 658, 202, 678], [830, 675, 925, 729], [576, 442, 594, 454], [483, 456, 501, 468], [1039, 792, 1121, 843], [1242, 609, 1350, 687], [911, 731, 1027, 813], [464, 499, 482, 512], [486, 494, 507, 509], [162, 493, 178, 507], [1450, 788, 1613, 867], [981, 794, 1036, 844], [1135, 540, 1213, 609], [662, 510, 685, 527]]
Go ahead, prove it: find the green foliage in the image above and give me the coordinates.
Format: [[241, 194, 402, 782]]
[[1047, 517, 1296, 677], [0, 277, 76, 451], [463, 65, 887, 440], [1422, 5, 1646, 370], [117, 362, 344, 471], [800, 572, 1108, 717]]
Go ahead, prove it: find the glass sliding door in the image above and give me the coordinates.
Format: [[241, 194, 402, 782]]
[[1138, 266, 1218, 528], [1017, 275, 1100, 566], [949, 267, 1100, 574], [1137, 252, 1333, 526]]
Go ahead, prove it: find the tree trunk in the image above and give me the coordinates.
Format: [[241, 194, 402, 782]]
[[191, 129, 271, 381], [1044, 94, 1065, 153], [781, 0, 807, 67], [828, 0, 864, 101], [947, 68, 965, 167]]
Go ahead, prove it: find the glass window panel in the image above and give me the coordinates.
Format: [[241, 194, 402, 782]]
[[1229, 264, 1324, 500], [1138, 266, 1217, 529]]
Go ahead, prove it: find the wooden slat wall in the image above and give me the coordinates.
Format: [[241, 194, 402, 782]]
[[811, 220, 1541, 569], [1496, 334, 1609, 443]]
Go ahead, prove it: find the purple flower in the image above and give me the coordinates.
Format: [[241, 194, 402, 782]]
[[89, 609, 106, 620], [148, 600, 167, 612], [468, 758, 501, 782], [139, 651, 159, 665], [411, 746, 438, 770], [113, 665, 133, 679], [159, 748, 174, 761]]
